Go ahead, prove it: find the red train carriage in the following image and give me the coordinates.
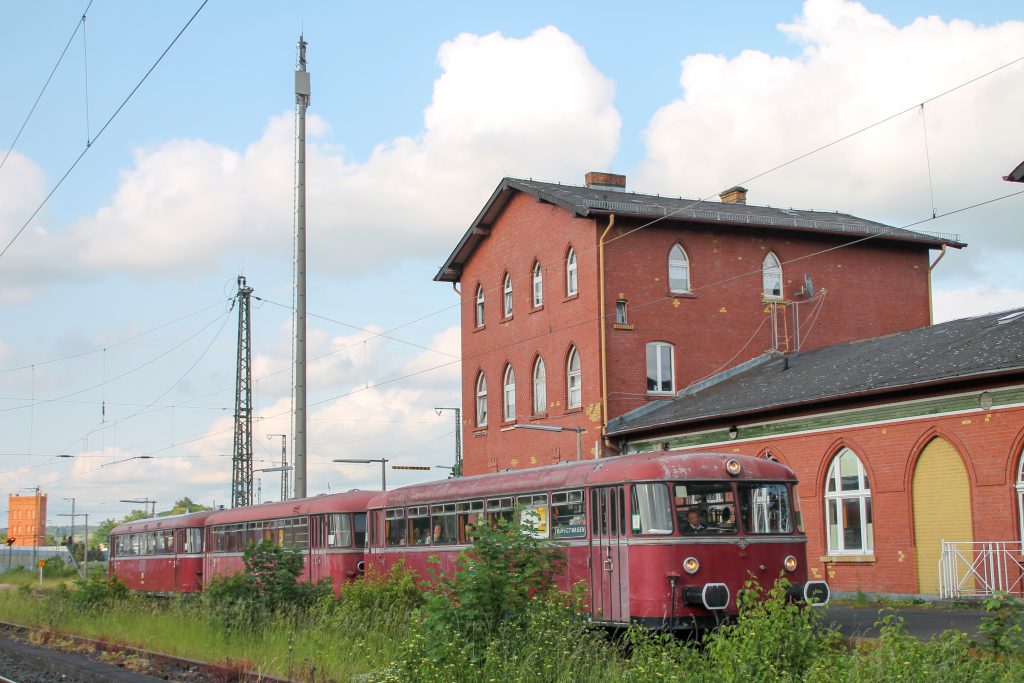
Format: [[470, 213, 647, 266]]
[[109, 510, 214, 593], [367, 451, 829, 631], [203, 490, 375, 593]]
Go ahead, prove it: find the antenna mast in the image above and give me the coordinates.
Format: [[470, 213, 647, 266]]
[[293, 36, 311, 499], [231, 276, 254, 508]]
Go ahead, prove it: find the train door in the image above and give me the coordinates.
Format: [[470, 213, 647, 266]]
[[308, 515, 327, 584], [173, 529, 186, 591], [589, 486, 629, 624]]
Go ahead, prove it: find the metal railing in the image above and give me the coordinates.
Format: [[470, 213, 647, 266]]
[[938, 541, 1024, 598]]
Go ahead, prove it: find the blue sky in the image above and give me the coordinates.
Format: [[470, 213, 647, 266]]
[[1, 0, 1021, 528]]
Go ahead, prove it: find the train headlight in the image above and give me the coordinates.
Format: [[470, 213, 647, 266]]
[[725, 458, 742, 477], [783, 555, 798, 572], [682, 556, 700, 575]]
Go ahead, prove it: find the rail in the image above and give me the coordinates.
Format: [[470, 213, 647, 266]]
[[937, 541, 1024, 598]]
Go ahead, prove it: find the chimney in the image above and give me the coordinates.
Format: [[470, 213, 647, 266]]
[[585, 171, 626, 191], [719, 186, 748, 205]]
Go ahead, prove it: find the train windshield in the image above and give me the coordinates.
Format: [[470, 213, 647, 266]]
[[737, 483, 794, 534], [673, 483, 737, 535]]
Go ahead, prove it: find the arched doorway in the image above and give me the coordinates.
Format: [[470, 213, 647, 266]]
[[912, 437, 973, 594]]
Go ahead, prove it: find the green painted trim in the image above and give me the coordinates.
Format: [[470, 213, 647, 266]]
[[624, 386, 1024, 454]]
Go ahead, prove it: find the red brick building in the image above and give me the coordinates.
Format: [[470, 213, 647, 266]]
[[436, 174, 963, 475], [6, 492, 47, 546], [607, 310, 1024, 596]]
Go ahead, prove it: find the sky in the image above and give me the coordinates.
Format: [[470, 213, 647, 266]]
[[1, 0, 1022, 532]]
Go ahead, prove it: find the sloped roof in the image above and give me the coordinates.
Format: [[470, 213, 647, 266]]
[[607, 308, 1024, 437], [435, 177, 966, 282]]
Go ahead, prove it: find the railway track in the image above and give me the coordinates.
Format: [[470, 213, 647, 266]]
[[0, 620, 295, 683]]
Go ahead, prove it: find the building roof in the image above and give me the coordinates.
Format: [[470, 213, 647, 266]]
[[435, 177, 966, 282], [607, 308, 1024, 437]]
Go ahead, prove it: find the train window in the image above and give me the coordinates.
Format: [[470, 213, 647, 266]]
[[737, 483, 793, 535], [517, 494, 549, 538], [327, 513, 352, 548], [431, 504, 458, 544], [184, 528, 202, 554], [552, 490, 586, 538], [354, 513, 367, 548], [457, 500, 484, 543], [289, 516, 310, 549], [631, 484, 673, 535], [408, 506, 431, 545], [674, 483, 737, 535], [486, 497, 514, 525], [385, 508, 407, 546]]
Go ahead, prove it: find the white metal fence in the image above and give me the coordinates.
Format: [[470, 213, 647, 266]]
[[938, 541, 1024, 598]]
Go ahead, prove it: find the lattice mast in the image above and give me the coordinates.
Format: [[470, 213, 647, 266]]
[[231, 276, 254, 508]]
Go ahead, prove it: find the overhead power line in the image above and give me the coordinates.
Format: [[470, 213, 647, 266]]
[[0, 0, 211, 264], [0, 1, 93, 175]]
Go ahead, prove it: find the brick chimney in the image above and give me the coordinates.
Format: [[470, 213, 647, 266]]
[[719, 186, 748, 205], [585, 172, 626, 191]]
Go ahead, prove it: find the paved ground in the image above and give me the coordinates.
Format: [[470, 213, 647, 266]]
[[822, 604, 989, 640]]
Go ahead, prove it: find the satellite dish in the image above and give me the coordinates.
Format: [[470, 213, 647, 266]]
[[804, 274, 814, 298]]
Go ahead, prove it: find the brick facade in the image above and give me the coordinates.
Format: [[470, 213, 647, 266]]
[[452, 178, 938, 476], [6, 492, 47, 546]]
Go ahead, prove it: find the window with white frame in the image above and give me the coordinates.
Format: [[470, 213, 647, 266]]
[[503, 365, 516, 421], [475, 285, 485, 327], [566, 346, 581, 408], [1017, 454, 1024, 552], [503, 273, 513, 317], [566, 247, 578, 296], [668, 244, 690, 293], [532, 261, 543, 307], [475, 372, 488, 427], [532, 356, 546, 414], [824, 448, 873, 554], [763, 252, 783, 299], [646, 342, 674, 394]]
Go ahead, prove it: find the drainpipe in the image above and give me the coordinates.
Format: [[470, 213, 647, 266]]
[[598, 214, 615, 457], [927, 245, 947, 325]]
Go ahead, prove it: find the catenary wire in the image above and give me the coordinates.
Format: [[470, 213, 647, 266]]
[[0, 0, 211, 264]]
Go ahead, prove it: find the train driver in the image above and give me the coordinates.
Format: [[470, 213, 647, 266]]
[[681, 509, 707, 534]]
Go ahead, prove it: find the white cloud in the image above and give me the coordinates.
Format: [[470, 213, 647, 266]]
[[932, 286, 1024, 323], [54, 26, 619, 278], [636, 0, 1024, 299]]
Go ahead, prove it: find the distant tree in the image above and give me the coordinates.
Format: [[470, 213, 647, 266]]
[[89, 518, 118, 550], [168, 497, 212, 515]]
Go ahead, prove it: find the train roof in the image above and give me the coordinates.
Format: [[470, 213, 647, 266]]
[[371, 451, 795, 508], [110, 509, 215, 535], [204, 489, 379, 526]]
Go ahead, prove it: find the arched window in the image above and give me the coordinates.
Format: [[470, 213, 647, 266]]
[[502, 365, 516, 421], [824, 448, 872, 554], [763, 252, 782, 299], [502, 273, 513, 318], [1017, 454, 1024, 551], [475, 372, 488, 427], [566, 247, 578, 296], [566, 346, 582, 408], [668, 244, 690, 293], [532, 261, 543, 307], [532, 356, 546, 414], [646, 342, 675, 394], [475, 285, 485, 327]]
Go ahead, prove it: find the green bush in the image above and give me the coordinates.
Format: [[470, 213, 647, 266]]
[[68, 574, 131, 611], [338, 561, 424, 618], [978, 592, 1024, 657]]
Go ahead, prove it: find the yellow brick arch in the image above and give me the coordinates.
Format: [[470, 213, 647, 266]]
[[912, 436, 973, 594]]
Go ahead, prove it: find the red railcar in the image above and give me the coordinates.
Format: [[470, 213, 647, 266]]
[[108, 510, 214, 593], [203, 490, 376, 593], [366, 451, 828, 631]]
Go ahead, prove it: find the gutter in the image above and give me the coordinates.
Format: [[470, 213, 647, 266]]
[[598, 214, 615, 456]]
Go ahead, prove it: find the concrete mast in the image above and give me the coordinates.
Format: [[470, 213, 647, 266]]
[[293, 36, 310, 499]]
